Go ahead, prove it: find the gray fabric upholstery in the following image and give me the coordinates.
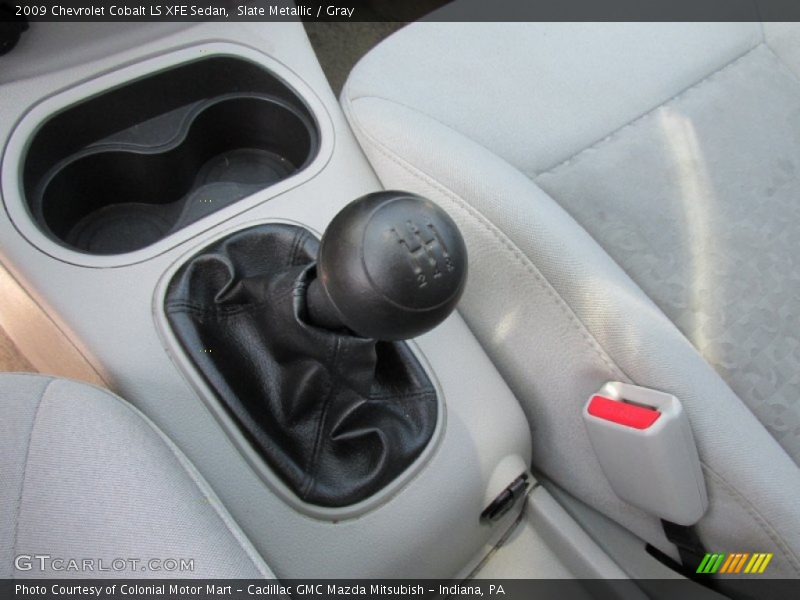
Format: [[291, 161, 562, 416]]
[[343, 21, 800, 577], [0, 373, 273, 578], [536, 44, 800, 461], [344, 22, 761, 175]]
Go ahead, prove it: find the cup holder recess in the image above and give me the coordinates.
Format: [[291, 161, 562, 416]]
[[22, 57, 320, 255]]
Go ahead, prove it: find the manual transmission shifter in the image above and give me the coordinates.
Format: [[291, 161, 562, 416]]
[[306, 191, 467, 340], [165, 191, 467, 507]]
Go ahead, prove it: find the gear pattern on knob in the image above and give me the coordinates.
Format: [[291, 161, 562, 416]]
[[309, 191, 468, 340]]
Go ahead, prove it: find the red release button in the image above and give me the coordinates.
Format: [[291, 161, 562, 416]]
[[587, 395, 660, 430]]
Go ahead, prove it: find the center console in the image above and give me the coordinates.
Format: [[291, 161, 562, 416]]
[[0, 21, 620, 579]]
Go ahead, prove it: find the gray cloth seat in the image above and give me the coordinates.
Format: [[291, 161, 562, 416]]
[[343, 20, 800, 576], [0, 373, 272, 578]]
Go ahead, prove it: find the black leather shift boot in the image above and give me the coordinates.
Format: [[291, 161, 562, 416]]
[[164, 223, 438, 507]]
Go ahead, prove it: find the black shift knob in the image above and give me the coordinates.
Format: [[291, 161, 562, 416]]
[[307, 191, 467, 340]]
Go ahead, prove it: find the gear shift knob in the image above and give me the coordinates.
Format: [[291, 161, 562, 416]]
[[306, 191, 468, 340]]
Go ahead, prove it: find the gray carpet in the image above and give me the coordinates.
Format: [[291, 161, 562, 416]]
[[303, 0, 450, 95], [303, 21, 405, 95]]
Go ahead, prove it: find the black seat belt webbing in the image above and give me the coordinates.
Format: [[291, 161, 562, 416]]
[[662, 519, 708, 574]]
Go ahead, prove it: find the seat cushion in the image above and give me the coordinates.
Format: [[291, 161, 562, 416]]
[[343, 20, 800, 577], [535, 44, 800, 461], [0, 373, 272, 578], [343, 22, 761, 175]]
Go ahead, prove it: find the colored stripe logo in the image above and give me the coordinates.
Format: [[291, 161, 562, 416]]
[[696, 552, 773, 574]]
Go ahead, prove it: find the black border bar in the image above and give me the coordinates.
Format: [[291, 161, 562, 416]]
[[3, 579, 798, 600], [5, 0, 800, 23]]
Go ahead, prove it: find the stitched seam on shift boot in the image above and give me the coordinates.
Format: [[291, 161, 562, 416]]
[[368, 389, 435, 402], [165, 299, 279, 317], [10, 377, 55, 579], [702, 463, 800, 575], [344, 99, 627, 383], [535, 44, 763, 177], [287, 228, 308, 268], [301, 335, 342, 500], [297, 230, 317, 266]]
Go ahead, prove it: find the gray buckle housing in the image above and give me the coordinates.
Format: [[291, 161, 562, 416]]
[[582, 382, 708, 525]]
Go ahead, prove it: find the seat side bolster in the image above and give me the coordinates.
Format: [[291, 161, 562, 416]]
[[0, 374, 54, 577], [1, 374, 273, 579], [341, 93, 800, 576]]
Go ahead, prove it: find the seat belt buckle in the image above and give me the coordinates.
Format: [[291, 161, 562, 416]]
[[582, 382, 708, 525]]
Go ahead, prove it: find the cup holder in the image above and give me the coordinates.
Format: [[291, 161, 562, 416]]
[[22, 57, 320, 255]]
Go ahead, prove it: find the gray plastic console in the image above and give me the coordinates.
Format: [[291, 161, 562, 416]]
[[0, 22, 532, 578]]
